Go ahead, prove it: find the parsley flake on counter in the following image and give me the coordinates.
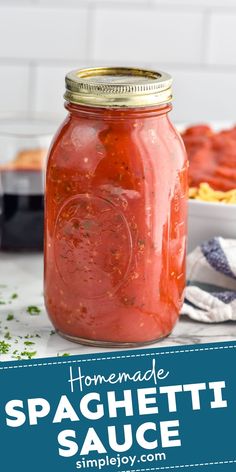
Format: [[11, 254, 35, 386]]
[[24, 333, 41, 339], [20, 351, 37, 359], [11, 293, 18, 300], [0, 301, 6, 305], [0, 341, 11, 354], [12, 354, 22, 360], [4, 332, 12, 340], [24, 341, 35, 346], [27, 305, 41, 315], [57, 352, 70, 357], [50, 330, 56, 335], [7, 313, 14, 321]]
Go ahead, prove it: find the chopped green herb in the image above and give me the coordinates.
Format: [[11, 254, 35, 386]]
[[4, 332, 12, 340], [50, 330, 56, 336], [121, 295, 135, 306], [25, 333, 41, 339], [0, 341, 11, 354], [138, 239, 145, 246], [20, 351, 37, 359], [11, 293, 18, 300], [0, 301, 6, 305], [137, 239, 145, 252], [7, 313, 14, 321], [57, 352, 70, 357], [27, 305, 41, 315], [24, 341, 35, 346]]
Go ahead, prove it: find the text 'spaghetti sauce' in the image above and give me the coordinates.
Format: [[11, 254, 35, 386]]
[[44, 67, 188, 347]]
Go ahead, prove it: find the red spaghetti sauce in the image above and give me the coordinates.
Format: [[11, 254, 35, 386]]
[[44, 67, 188, 346], [182, 124, 236, 191]]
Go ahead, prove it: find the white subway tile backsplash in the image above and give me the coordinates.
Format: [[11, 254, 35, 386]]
[[0, 6, 88, 61], [92, 8, 204, 64], [0, 0, 235, 122], [207, 13, 236, 66], [33, 63, 84, 117], [34, 63, 236, 126], [0, 64, 30, 112], [169, 69, 236, 123]]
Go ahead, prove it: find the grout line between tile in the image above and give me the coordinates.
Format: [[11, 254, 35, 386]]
[[2, 58, 236, 73], [27, 61, 37, 114]]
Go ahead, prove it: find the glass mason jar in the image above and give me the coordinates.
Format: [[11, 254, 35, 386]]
[[44, 67, 188, 347]]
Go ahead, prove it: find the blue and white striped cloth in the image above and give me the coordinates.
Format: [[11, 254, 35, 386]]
[[181, 237, 236, 322]]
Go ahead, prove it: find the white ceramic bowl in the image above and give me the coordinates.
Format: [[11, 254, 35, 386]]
[[188, 199, 236, 252], [177, 122, 236, 252]]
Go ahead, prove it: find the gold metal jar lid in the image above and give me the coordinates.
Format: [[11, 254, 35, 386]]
[[64, 67, 173, 108]]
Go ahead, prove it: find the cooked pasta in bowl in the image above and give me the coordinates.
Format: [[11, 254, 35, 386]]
[[189, 183, 236, 204]]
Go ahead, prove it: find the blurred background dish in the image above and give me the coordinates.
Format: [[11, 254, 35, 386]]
[[182, 122, 236, 193], [0, 1, 236, 254], [178, 122, 236, 251], [0, 115, 56, 251]]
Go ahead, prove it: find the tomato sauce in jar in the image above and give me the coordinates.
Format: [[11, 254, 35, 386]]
[[44, 67, 188, 347]]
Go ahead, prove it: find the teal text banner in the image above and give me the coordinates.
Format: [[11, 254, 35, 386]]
[[0, 341, 236, 472]]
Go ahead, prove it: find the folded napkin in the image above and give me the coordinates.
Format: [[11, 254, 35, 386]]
[[181, 237, 236, 322]]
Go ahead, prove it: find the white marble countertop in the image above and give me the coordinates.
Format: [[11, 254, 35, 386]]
[[0, 252, 235, 362]]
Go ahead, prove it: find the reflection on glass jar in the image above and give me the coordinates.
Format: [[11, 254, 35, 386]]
[[44, 67, 188, 347]]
